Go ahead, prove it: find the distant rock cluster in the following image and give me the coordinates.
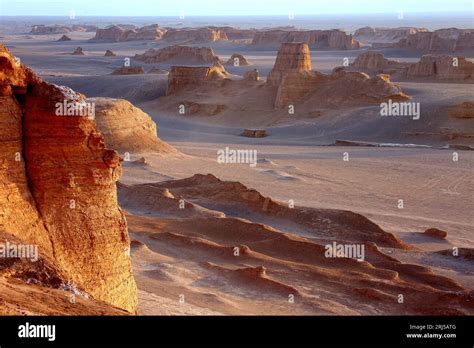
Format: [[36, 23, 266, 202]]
[[357, 27, 474, 52], [135, 45, 219, 65], [349, 50, 474, 81], [30, 24, 97, 34]]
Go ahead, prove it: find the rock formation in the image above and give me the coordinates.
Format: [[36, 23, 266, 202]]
[[225, 53, 249, 66], [241, 129, 267, 137], [267, 43, 409, 109], [30, 24, 97, 34], [266, 43, 312, 86], [244, 69, 260, 81], [104, 49, 116, 57], [351, 50, 400, 70], [135, 45, 219, 65], [448, 102, 474, 119], [375, 28, 474, 52], [0, 44, 137, 313], [424, 228, 448, 239], [407, 55, 474, 80], [166, 65, 229, 95], [57, 35, 72, 42], [91, 24, 164, 42], [210, 26, 257, 40], [161, 28, 228, 44], [72, 46, 85, 55], [112, 66, 145, 75], [252, 29, 360, 50], [354, 27, 428, 43], [88, 97, 177, 154], [348, 51, 474, 82]]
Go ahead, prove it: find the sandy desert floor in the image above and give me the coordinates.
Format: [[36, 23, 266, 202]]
[[2, 18, 473, 315]]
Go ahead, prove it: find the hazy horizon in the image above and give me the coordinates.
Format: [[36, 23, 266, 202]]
[[1, 0, 473, 16]]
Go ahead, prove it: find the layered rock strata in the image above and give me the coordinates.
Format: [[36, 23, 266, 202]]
[[0, 44, 137, 313]]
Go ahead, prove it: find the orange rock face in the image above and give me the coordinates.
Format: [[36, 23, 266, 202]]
[[354, 27, 429, 43], [135, 45, 219, 65], [89, 97, 178, 154], [392, 28, 474, 51], [349, 51, 473, 82], [162, 28, 228, 44], [351, 50, 400, 70], [0, 44, 137, 313], [407, 54, 474, 80], [252, 29, 360, 50], [166, 65, 229, 95], [267, 43, 409, 109], [266, 43, 312, 86], [92, 24, 164, 42]]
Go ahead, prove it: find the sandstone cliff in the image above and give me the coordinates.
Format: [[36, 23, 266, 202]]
[[0, 44, 137, 313], [354, 27, 428, 43], [89, 97, 178, 154], [386, 28, 474, 52], [407, 54, 474, 80], [162, 28, 228, 44], [266, 43, 312, 86], [252, 29, 360, 50], [91, 24, 164, 42], [166, 64, 229, 95], [135, 45, 219, 65], [351, 50, 400, 70], [349, 51, 474, 82], [267, 43, 408, 109], [30, 24, 98, 35]]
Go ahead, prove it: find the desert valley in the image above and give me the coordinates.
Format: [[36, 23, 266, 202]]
[[0, 10, 473, 317]]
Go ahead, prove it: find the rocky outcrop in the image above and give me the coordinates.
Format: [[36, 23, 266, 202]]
[[244, 69, 260, 81], [88, 97, 177, 154], [407, 55, 474, 80], [225, 53, 249, 66], [384, 28, 474, 52], [57, 35, 72, 42], [266, 43, 312, 86], [0, 44, 137, 313], [267, 43, 409, 109], [166, 65, 229, 95], [211, 26, 257, 40], [241, 129, 267, 137], [351, 50, 400, 70], [91, 24, 164, 42], [252, 29, 360, 50], [135, 45, 219, 65], [448, 102, 474, 119], [30, 24, 97, 35], [104, 49, 116, 57], [348, 51, 474, 82], [424, 228, 448, 239], [162, 28, 228, 44], [112, 66, 145, 75], [354, 27, 428, 43], [72, 47, 85, 55]]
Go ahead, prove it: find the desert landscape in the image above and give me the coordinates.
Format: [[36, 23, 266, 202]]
[[0, 4, 473, 317]]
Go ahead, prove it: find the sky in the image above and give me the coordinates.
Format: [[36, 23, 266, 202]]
[[0, 0, 473, 16]]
